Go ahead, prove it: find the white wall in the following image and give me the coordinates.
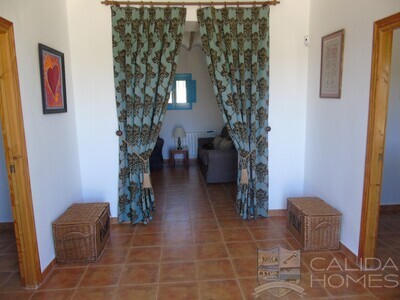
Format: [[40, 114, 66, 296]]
[[66, 0, 119, 216], [67, 0, 310, 216], [0, 0, 82, 271], [0, 122, 13, 223], [304, 0, 400, 254], [268, 0, 309, 209], [160, 46, 224, 159], [381, 29, 400, 205]]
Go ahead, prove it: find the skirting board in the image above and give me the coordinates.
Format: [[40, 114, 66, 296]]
[[110, 217, 134, 224], [41, 258, 55, 284], [339, 242, 358, 266], [111, 209, 286, 224], [380, 204, 400, 212], [269, 209, 287, 217]]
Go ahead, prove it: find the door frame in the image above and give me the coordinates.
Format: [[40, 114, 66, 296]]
[[359, 12, 400, 261], [0, 17, 41, 288]]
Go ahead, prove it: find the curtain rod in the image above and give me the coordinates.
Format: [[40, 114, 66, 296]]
[[101, 1, 280, 7]]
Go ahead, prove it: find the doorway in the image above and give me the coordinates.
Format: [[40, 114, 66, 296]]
[[359, 12, 400, 261], [0, 17, 41, 288], [376, 27, 400, 261], [0, 119, 19, 282]]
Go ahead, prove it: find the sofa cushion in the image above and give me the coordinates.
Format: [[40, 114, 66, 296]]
[[202, 142, 213, 150], [150, 137, 164, 170], [218, 138, 233, 150], [212, 136, 223, 149], [221, 126, 229, 139]]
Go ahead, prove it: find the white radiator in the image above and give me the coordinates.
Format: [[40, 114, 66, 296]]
[[182, 131, 217, 158]]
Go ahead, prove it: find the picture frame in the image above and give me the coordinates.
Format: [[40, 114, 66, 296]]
[[319, 29, 345, 98], [38, 44, 67, 114]]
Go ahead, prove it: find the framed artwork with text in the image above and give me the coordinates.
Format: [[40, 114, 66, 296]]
[[320, 30, 344, 99]]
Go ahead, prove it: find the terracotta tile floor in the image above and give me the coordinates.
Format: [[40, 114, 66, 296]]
[[1, 165, 400, 299], [376, 211, 400, 275]]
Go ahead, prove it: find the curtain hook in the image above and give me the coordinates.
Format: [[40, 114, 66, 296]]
[[141, 1, 144, 7], [199, 1, 201, 8], [182, 1, 185, 7], [237, 1, 239, 8], [167, 1, 170, 7], [150, 1, 153, 7], [253, 1, 256, 7], [224, 1, 227, 8]]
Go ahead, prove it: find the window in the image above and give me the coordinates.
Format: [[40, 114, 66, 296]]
[[168, 73, 196, 110]]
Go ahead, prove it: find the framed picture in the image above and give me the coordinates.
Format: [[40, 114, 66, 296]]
[[320, 29, 344, 98], [38, 44, 67, 114]]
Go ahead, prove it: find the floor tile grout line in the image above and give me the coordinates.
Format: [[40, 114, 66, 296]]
[[29, 288, 81, 300], [199, 170, 247, 299], [118, 257, 258, 265], [115, 231, 135, 288], [155, 186, 168, 300], [0, 270, 17, 289], [195, 168, 211, 299], [69, 264, 90, 299]]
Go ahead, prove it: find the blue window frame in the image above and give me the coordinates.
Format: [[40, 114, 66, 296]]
[[168, 73, 196, 110]]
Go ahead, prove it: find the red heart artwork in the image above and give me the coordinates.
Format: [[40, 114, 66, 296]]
[[47, 65, 60, 96]]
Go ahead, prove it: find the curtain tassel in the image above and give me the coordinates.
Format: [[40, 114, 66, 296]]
[[120, 142, 153, 190], [239, 135, 267, 185], [240, 167, 249, 185], [142, 159, 152, 189], [143, 171, 152, 189]]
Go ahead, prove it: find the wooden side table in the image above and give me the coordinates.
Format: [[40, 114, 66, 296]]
[[169, 148, 189, 168]]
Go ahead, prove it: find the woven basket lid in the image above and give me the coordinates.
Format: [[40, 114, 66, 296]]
[[288, 197, 342, 216], [53, 203, 109, 225]]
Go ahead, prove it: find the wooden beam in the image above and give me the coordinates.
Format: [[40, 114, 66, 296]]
[[101, 0, 280, 6]]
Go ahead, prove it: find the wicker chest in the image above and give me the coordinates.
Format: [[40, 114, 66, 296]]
[[287, 197, 342, 251], [52, 203, 110, 264]]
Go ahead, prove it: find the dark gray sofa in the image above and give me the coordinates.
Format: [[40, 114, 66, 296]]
[[197, 129, 238, 183], [150, 137, 164, 170]]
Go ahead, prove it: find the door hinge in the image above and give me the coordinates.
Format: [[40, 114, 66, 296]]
[[10, 165, 15, 173], [378, 153, 384, 161]]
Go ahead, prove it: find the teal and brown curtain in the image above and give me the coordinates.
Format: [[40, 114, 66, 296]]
[[112, 6, 185, 224], [198, 7, 270, 219]]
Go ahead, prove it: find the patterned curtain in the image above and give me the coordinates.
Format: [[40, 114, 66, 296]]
[[198, 7, 270, 219], [112, 6, 186, 224]]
